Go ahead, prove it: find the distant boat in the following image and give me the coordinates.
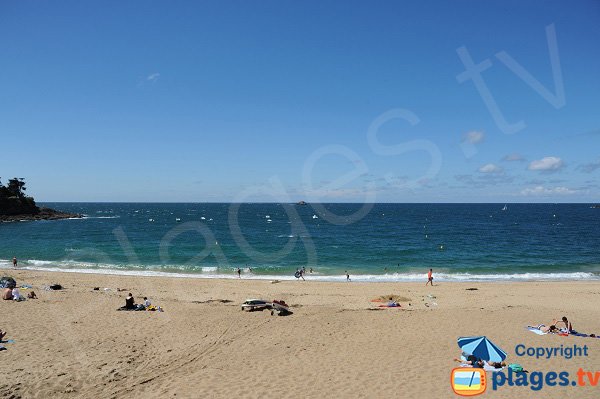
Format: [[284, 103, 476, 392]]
[[297, 201, 307, 205], [591, 204, 600, 209], [502, 204, 507, 211]]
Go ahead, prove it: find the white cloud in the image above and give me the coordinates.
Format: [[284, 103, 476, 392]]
[[462, 130, 485, 144], [478, 163, 503, 174], [520, 186, 576, 196], [147, 73, 160, 82], [502, 153, 525, 162], [528, 156, 564, 172]]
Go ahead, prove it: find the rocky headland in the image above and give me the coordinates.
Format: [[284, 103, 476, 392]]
[[0, 178, 82, 222]]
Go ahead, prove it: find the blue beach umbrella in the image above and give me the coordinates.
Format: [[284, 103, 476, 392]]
[[457, 336, 507, 363]]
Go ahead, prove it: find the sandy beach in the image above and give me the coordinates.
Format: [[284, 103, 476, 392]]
[[1, 270, 599, 398]]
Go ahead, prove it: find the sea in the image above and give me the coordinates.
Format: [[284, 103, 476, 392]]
[[1, 203, 599, 282]]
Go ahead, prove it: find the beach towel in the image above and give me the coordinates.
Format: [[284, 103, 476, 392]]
[[483, 362, 505, 372], [570, 332, 600, 338], [527, 327, 600, 338], [459, 356, 504, 372], [526, 326, 547, 335], [378, 304, 401, 308]]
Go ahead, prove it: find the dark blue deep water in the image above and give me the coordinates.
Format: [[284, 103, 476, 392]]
[[1, 203, 599, 281]]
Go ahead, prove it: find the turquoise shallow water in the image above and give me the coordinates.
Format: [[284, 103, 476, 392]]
[[1, 203, 599, 281]]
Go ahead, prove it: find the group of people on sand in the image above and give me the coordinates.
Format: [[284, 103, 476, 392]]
[[453, 354, 507, 370], [531, 316, 575, 334], [118, 293, 162, 312], [2, 287, 36, 301]]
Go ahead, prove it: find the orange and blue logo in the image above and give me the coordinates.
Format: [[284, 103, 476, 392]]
[[451, 367, 487, 396]]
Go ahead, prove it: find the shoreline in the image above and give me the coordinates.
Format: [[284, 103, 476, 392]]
[[1, 264, 598, 283]]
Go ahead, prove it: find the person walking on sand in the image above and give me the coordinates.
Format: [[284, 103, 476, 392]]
[[237, 267, 241, 278], [426, 268, 434, 286], [12, 257, 17, 268]]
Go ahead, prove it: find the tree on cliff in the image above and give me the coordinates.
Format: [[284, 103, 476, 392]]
[[1, 178, 26, 198], [7, 178, 27, 197], [0, 177, 37, 215], [0, 177, 80, 220]]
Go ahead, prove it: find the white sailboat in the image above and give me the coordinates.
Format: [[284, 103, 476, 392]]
[[502, 204, 507, 211]]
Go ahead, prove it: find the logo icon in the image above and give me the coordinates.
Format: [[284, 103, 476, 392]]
[[451, 367, 487, 396]]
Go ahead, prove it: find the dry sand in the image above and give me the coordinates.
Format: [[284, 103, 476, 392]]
[[1, 269, 600, 398]]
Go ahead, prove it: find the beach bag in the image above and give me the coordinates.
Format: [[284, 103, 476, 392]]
[[509, 364, 524, 372], [0, 277, 17, 289]]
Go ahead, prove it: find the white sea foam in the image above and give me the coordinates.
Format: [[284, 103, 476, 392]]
[[0, 261, 597, 282], [26, 259, 54, 266]]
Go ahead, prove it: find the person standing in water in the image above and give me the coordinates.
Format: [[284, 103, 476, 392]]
[[237, 267, 241, 278], [12, 257, 17, 268], [345, 271, 351, 282], [426, 268, 434, 286]]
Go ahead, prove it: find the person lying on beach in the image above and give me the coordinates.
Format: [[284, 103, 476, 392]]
[[0, 329, 6, 341], [387, 297, 399, 307], [486, 361, 507, 369], [454, 355, 484, 368], [529, 324, 558, 333]]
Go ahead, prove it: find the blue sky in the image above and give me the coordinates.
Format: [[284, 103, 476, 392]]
[[1, 1, 599, 202]]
